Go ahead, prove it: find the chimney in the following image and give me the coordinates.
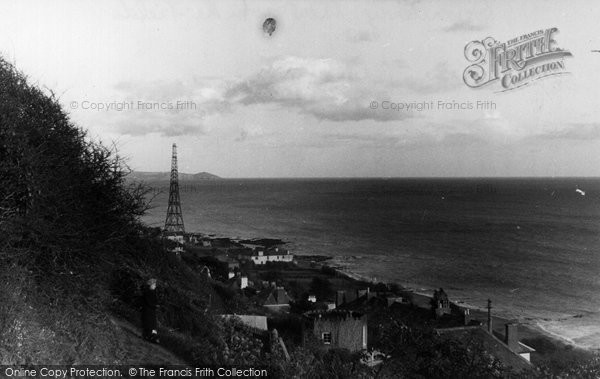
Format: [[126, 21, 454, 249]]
[[463, 308, 471, 326], [336, 290, 346, 306], [505, 323, 519, 351]]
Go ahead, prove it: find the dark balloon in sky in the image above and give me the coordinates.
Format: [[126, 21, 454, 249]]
[[263, 18, 277, 36]]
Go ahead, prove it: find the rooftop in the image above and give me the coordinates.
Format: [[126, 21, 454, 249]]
[[264, 287, 291, 306], [305, 309, 365, 321], [436, 326, 533, 372]]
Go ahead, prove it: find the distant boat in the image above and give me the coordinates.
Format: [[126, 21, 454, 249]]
[[576, 188, 586, 196]]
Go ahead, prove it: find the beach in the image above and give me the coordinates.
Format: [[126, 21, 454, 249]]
[[275, 253, 598, 365]]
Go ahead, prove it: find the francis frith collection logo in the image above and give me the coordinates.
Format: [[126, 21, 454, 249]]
[[463, 27, 572, 91]]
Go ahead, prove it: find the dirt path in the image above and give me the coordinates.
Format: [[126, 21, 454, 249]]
[[108, 317, 189, 365]]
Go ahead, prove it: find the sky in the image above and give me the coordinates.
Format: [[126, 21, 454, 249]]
[[1, 0, 600, 177]]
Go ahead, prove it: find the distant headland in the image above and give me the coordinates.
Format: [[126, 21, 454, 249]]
[[130, 171, 221, 181]]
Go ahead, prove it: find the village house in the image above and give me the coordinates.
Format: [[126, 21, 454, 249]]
[[164, 234, 185, 254], [304, 310, 368, 352], [200, 239, 212, 247], [185, 233, 201, 244], [200, 265, 211, 279], [432, 288, 451, 318], [220, 314, 268, 331], [250, 247, 294, 265], [436, 322, 535, 372], [214, 255, 240, 278], [227, 274, 249, 290], [263, 286, 292, 312], [165, 234, 184, 244], [501, 323, 536, 362], [335, 288, 375, 307], [386, 295, 408, 307]]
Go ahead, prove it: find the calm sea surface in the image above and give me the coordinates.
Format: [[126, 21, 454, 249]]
[[142, 178, 600, 348]]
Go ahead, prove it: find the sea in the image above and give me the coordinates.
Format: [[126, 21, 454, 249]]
[[141, 178, 600, 349]]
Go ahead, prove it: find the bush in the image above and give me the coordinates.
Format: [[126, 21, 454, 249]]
[[309, 277, 333, 301], [0, 57, 149, 270]]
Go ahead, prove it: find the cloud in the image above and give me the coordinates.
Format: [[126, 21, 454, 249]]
[[109, 79, 228, 136], [235, 128, 248, 142], [107, 56, 420, 137], [114, 80, 195, 100], [235, 125, 268, 142], [111, 107, 208, 137], [313, 129, 488, 150], [346, 29, 375, 43], [317, 132, 402, 148], [443, 20, 484, 32], [224, 56, 411, 122], [535, 123, 600, 140], [392, 62, 460, 94], [439, 132, 488, 146]]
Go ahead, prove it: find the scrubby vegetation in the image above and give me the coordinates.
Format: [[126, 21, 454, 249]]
[[0, 57, 263, 366], [0, 56, 147, 363]]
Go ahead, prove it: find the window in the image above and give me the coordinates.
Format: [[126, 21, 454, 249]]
[[322, 332, 331, 344]]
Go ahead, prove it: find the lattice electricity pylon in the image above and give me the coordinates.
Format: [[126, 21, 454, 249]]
[[164, 143, 185, 235]]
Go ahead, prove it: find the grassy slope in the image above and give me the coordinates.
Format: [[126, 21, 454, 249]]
[[0, 236, 231, 364]]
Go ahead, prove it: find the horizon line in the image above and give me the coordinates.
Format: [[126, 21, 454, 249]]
[[130, 172, 600, 180]]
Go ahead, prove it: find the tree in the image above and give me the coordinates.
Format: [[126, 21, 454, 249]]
[[272, 344, 375, 378], [0, 57, 149, 268], [373, 282, 389, 293], [309, 277, 333, 301], [373, 325, 507, 378]]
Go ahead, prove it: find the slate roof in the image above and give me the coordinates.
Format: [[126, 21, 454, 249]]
[[435, 326, 533, 373], [264, 287, 292, 306]]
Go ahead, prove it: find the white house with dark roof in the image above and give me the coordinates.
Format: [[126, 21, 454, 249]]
[[250, 247, 294, 265]]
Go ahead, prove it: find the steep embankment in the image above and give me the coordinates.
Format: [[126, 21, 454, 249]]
[[0, 57, 260, 366], [107, 317, 188, 365]]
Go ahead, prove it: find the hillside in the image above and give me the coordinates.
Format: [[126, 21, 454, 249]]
[[0, 57, 262, 368], [130, 171, 221, 181]]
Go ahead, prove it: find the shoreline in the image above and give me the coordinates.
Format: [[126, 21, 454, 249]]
[[186, 233, 599, 362], [292, 252, 599, 357]]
